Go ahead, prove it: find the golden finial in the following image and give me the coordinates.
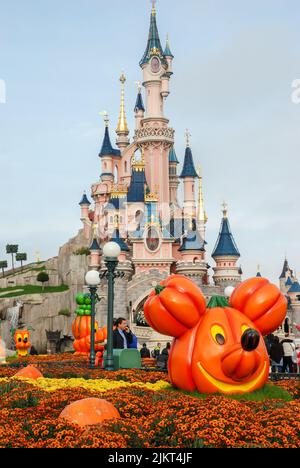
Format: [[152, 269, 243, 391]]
[[92, 223, 98, 238], [135, 81, 142, 93], [185, 129, 191, 148], [116, 73, 129, 135], [222, 202, 228, 219], [197, 165, 208, 224], [152, 0, 157, 16], [99, 111, 109, 127]]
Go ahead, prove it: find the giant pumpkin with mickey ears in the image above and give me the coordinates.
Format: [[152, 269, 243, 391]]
[[144, 275, 287, 394]]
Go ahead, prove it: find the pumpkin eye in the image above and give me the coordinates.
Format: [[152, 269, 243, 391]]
[[211, 325, 226, 345], [241, 325, 250, 335]]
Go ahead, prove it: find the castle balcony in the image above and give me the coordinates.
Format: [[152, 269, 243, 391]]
[[135, 126, 175, 146]]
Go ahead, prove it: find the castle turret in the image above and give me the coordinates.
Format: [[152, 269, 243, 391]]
[[256, 265, 262, 277], [79, 192, 91, 238], [196, 166, 208, 241], [89, 236, 101, 270], [212, 203, 241, 287], [164, 34, 174, 75], [134, 83, 145, 130], [179, 132, 198, 218], [279, 257, 293, 292], [116, 73, 130, 151], [176, 218, 207, 286], [99, 114, 121, 183], [169, 146, 180, 206]]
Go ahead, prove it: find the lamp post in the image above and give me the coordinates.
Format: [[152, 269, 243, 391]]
[[102, 242, 122, 371], [85, 270, 101, 369]]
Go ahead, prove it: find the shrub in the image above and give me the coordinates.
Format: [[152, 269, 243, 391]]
[[37, 271, 49, 290], [73, 248, 90, 256], [58, 309, 71, 317]]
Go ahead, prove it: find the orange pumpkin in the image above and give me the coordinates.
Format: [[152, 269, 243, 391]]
[[73, 327, 107, 353], [14, 330, 31, 358], [72, 316, 99, 340], [144, 276, 287, 395], [229, 277, 287, 336], [59, 398, 120, 426], [14, 365, 43, 379]]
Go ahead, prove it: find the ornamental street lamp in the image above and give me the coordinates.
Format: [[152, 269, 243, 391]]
[[101, 242, 122, 371], [85, 270, 101, 369]]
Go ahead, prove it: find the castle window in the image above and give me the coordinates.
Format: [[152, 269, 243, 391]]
[[124, 161, 127, 173]]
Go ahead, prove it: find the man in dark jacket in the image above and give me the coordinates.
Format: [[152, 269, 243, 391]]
[[113, 317, 133, 349], [269, 336, 283, 373], [140, 343, 150, 358]]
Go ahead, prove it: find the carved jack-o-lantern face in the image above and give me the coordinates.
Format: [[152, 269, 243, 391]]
[[14, 330, 31, 357], [191, 307, 269, 394]]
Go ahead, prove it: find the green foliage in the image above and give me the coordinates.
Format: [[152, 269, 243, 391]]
[[0, 284, 69, 298], [58, 309, 71, 317], [16, 253, 27, 262], [0, 381, 19, 395], [6, 244, 18, 254], [0, 260, 8, 269], [37, 271, 49, 283], [73, 247, 90, 256], [165, 383, 292, 402], [10, 392, 39, 408]]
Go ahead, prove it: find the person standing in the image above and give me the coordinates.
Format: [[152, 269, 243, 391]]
[[151, 343, 161, 359], [113, 318, 133, 349], [281, 334, 296, 373], [140, 343, 150, 358], [269, 336, 283, 373]]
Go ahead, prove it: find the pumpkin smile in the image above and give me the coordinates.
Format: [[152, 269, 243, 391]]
[[197, 361, 267, 394]]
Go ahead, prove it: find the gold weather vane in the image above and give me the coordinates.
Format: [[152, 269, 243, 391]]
[[151, 0, 157, 15], [222, 201, 228, 219], [185, 129, 191, 147], [116, 73, 129, 134], [99, 111, 109, 127]]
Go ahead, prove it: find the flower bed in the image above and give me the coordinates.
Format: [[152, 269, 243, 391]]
[[0, 364, 299, 448]]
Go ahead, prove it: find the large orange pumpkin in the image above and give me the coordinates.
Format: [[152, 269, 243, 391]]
[[73, 327, 107, 353], [144, 276, 287, 395], [72, 316, 99, 340]]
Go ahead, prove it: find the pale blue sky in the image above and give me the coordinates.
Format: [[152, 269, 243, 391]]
[[0, 0, 299, 282]]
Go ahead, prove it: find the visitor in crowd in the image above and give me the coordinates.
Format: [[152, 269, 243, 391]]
[[29, 345, 38, 356], [156, 343, 171, 370], [140, 343, 150, 358], [127, 326, 138, 349], [151, 343, 161, 359], [291, 345, 299, 373], [281, 334, 296, 373], [113, 319, 117, 331], [113, 317, 133, 349], [269, 336, 283, 373]]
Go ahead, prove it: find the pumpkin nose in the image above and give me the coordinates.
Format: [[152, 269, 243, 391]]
[[23, 338, 28, 343], [221, 345, 261, 381], [241, 329, 260, 351]]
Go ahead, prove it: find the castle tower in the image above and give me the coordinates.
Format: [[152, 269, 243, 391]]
[[256, 264, 262, 277], [116, 73, 130, 151], [286, 278, 300, 337], [212, 203, 241, 287], [79, 192, 91, 239], [134, 82, 145, 130], [164, 34, 174, 75], [135, 2, 174, 215], [279, 257, 293, 293], [179, 132, 198, 218], [176, 218, 207, 286], [89, 236, 101, 270], [196, 166, 208, 241], [169, 146, 180, 207], [99, 115, 121, 183]]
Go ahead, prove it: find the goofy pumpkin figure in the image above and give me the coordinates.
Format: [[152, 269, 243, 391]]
[[144, 275, 287, 395], [14, 330, 31, 358]]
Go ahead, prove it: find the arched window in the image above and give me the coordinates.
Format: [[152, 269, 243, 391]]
[[114, 165, 118, 182], [104, 162, 107, 170]]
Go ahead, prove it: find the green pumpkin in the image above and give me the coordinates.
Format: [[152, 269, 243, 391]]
[[76, 294, 85, 305]]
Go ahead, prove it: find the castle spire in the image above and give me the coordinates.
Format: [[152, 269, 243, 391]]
[[212, 204, 240, 258], [197, 166, 207, 224], [116, 73, 129, 135], [140, 1, 167, 67]]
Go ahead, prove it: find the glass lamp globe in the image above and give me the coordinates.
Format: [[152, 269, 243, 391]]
[[85, 270, 101, 287], [224, 286, 235, 298], [103, 242, 121, 259]]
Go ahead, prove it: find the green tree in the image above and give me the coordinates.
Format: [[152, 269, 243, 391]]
[[0, 261, 8, 278], [16, 253, 27, 271], [37, 271, 49, 291], [6, 245, 18, 271]]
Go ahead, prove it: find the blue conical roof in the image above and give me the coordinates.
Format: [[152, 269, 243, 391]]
[[179, 147, 198, 178], [111, 229, 129, 252], [140, 8, 167, 67], [178, 227, 205, 252], [164, 39, 174, 58], [134, 91, 145, 112], [288, 280, 300, 293], [212, 217, 240, 258], [279, 258, 289, 279], [90, 238, 101, 251], [169, 146, 179, 164], [256, 271, 262, 277], [127, 167, 148, 203], [79, 192, 91, 206], [99, 126, 121, 158], [285, 276, 293, 286]]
